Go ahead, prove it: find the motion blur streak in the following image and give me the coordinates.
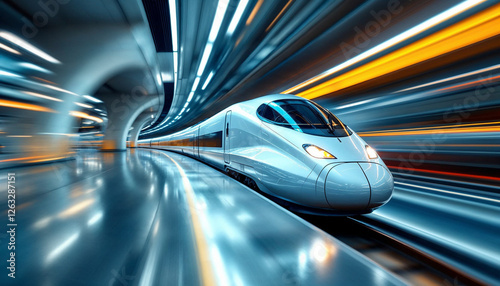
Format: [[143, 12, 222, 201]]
[[297, 2, 500, 99], [282, 0, 487, 95], [394, 64, 500, 93], [388, 166, 500, 183], [358, 121, 500, 136], [0, 42, 21, 55], [23, 91, 63, 102], [246, 0, 264, 26], [395, 181, 500, 203], [28, 156, 67, 163], [69, 111, 103, 123], [437, 74, 500, 92], [0, 30, 61, 64], [0, 155, 57, 163], [265, 0, 293, 32], [0, 98, 54, 112]]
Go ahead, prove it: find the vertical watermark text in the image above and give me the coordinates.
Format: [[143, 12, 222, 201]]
[[6, 173, 16, 279]]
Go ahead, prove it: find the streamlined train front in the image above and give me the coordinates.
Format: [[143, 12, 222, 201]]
[[251, 95, 393, 214]]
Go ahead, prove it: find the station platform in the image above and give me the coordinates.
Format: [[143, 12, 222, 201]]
[[0, 149, 404, 285]]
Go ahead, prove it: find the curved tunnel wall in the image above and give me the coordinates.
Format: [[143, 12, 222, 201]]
[[1, 22, 163, 166]]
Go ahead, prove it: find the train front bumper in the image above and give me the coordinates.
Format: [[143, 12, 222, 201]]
[[318, 162, 393, 211]]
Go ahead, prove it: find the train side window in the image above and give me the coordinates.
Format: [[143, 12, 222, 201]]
[[257, 104, 289, 127], [258, 100, 351, 137], [257, 104, 269, 119]]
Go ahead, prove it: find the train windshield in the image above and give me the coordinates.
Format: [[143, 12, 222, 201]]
[[257, 99, 352, 137]]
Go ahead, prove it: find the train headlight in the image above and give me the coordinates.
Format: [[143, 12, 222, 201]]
[[366, 145, 378, 159], [303, 144, 336, 159]]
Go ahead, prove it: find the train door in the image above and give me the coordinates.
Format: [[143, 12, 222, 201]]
[[196, 127, 200, 158], [224, 111, 232, 164], [192, 133, 196, 156]]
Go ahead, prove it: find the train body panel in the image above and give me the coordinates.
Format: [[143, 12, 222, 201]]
[[138, 94, 394, 215], [198, 111, 226, 169], [224, 103, 262, 180]]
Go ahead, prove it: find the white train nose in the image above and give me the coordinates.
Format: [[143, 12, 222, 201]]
[[359, 163, 393, 208], [323, 163, 393, 211]]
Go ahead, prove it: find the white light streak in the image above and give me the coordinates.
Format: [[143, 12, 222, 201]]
[[83, 95, 103, 103], [23, 91, 62, 102], [0, 30, 61, 64], [46, 232, 80, 263], [395, 63, 500, 93], [0, 43, 21, 55], [227, 0, 249, 36], [168, 0, 178, 52], [202, 71, 215, 90], [0, 70, 21, 78], [75, 102, 93, 109]]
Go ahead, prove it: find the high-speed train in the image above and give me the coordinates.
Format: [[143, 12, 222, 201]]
[[138, 94, 393, 215]]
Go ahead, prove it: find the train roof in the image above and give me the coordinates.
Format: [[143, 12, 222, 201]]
[[242, 94, 303, 107]]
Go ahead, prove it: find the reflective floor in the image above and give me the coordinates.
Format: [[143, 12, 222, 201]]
[[0, 149, 404, 286]]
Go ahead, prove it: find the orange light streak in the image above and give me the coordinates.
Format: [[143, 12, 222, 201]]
[[360, 126, 500, 137], [387, 165, 500, 182], [297, 3, 500, 99], [0, 154, 52, 163], [437, 74, 500, 92], [246, 0, 264, 25], [265, 0, 293, 32], [0, 99, 54, 112], [359, 121, 500, 137], [69, 111, 103, 123], [29, 156, 66, 163]]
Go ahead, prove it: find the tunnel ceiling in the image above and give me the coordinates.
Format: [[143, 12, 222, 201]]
[[135, 0, 500, 139], [141, 0, 174, 130], [142, 0, 173, 53], [140, 0, 371, 138]]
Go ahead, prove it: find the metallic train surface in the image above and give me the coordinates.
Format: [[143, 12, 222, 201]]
[[138, 94, 393, 214]]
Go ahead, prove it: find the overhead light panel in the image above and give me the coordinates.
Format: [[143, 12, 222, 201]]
[[196, 0, 229, 77], [209, 0, 229, 42], [197, 43, 213, 77], [227, 0, 249, 36], [187, 91, 194, 102], [168, 0, 178, 52], [191, 77, 200, 92], [202, 71, 215, 90]]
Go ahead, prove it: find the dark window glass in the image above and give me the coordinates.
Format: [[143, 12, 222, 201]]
[[257, 100, 351, 137], [257, 104, 288, 125], [198, 131, 223, 148]]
